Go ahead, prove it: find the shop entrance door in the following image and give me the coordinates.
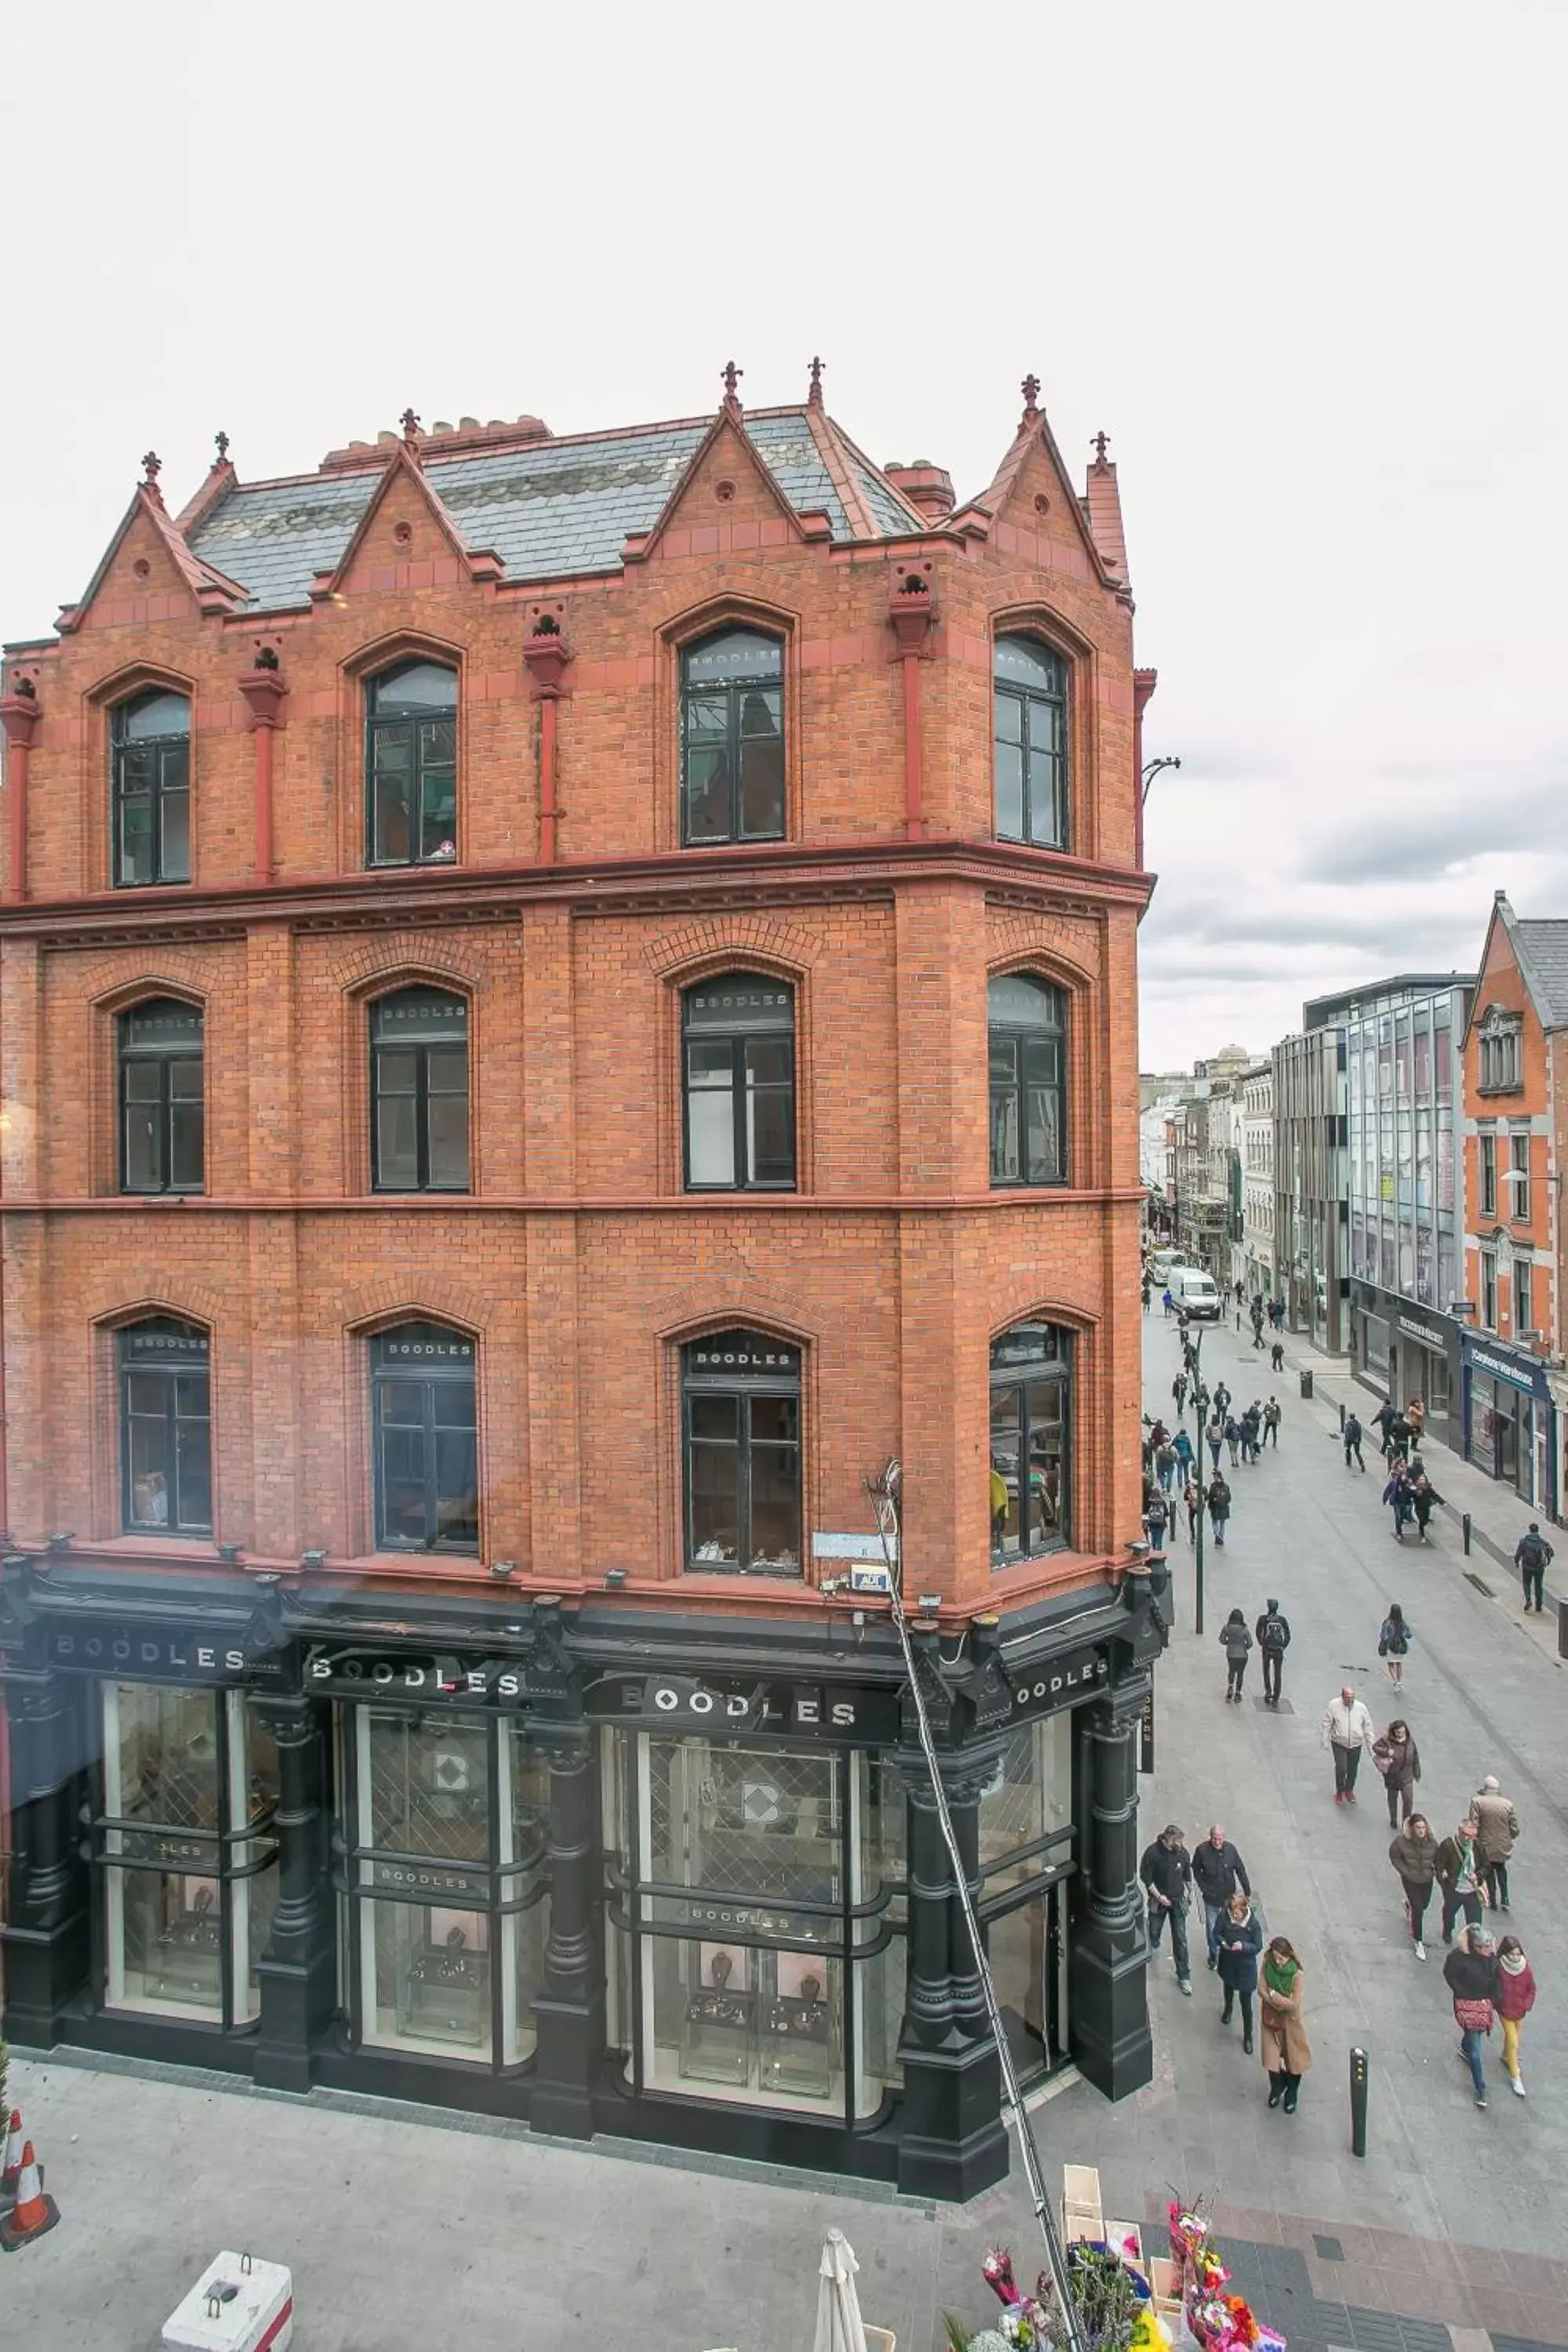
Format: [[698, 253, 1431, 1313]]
[[983, 1882, 1067, 2087]]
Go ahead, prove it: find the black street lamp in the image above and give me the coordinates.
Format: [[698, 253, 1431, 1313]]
[[1178, 1313, 1207, 1636], [1141, 753, 1181, 802]]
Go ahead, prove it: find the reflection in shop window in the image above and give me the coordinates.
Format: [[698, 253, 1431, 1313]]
[[350, 1708, 546, 2067], [989, 1322, 1072, 1559], [100, 1682, 278, 2025]]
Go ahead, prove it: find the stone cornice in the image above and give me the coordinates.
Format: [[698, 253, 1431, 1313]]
[[0, 835, 1153, 948]]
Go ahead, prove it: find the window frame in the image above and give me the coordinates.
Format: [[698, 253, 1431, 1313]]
[[118, 1318, 212, 1536], [989, 1322, 1072, 1562], [681, 975, 797, 1193], [682, 1330, 803, 1577], [1479, 1250, 1498, 1331], [371, 1322, 480, 1555], [368, 986, 471, 1194], [1479, 1131, 1497, 1220], [1515, 1257, 1534, 1341], [988, 973, 1067, 1189], [678, 629, 786, 848], [1508, 1131, 1530, 1225], [111, 691, 192, 889], [118, 998, 205, 1196], [365, 661, 459, 871], [993, 635, 1069, 851]]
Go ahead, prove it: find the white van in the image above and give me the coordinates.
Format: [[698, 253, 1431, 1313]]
[[1168, 1265, 1221, 1321], [1147, 1247, 1192, 1285]]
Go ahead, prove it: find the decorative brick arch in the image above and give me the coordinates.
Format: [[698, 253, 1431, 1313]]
[[88, 1279, 226, 1334], [328, 933, 481, 993], [643, 914, 822, 978], [79, 950, 216, 1010], [83, 657, 198, 709], [339, 1283, 490, 1338], [656, 1292, 820, 1348], [986, 908, 1101, 988], [340, 626, 467, 684]]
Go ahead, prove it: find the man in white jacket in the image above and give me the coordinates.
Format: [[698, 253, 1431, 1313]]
[[1321, 1684, 1375, 1805]]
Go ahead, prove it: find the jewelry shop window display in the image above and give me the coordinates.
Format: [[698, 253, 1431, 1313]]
[[340, 1708, 549, 2068], [605, 1733, 904, 2123], [98, 1682, 280, 2026], [975, 1715, 1074, 2089]]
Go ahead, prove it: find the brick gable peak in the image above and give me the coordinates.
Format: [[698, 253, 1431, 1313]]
[[622, 406, 808, 565], [56, 477, 249, 636], [314, 441, 505, 599], [1478, 889, 1568, 1035], [949, 383, 1123, 590]]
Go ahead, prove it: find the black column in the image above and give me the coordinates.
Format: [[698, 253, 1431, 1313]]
[[528, 1727, 604, 2139], [1069, 1674, 1153, 2098], [895, 1744, 1008, 2201], [253, 1686, 336, 2092], [0, 1666, 90, 2043]]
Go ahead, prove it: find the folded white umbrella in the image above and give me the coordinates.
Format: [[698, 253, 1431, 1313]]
[[814, 2228, 869, 2352]]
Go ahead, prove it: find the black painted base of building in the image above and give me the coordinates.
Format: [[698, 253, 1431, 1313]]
[[0, 1557, 1164, 2199]]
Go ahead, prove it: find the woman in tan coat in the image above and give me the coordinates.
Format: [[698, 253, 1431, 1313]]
[[1259, 1935, 1312, 2114]]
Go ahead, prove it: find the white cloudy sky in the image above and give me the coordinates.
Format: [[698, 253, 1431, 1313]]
[[3, 1, 1564, 1070]]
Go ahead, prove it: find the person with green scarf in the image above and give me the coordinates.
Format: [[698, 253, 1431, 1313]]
[[1258, 1936, 1312, 2113]]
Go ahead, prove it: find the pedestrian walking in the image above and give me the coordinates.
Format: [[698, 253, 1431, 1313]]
[[1436, 1813, 1485, 1944], [1206, 1412, 1224, 1472], [1142, 1278, 1152, 1313], [1472, 1775, 1520, 1912], [1262, 1395, 1281, 1450], [1372, 1398, 1398, 1451], [1513, 1522, 1553, 1613], [1372, 1717, 1421, 1825], [1217, 1892, 1262, 2051], [1162, 1287, 1174, 1319], [1173, 1428, 1195, 1479], [1218, 1610, 1253, 1702], [1388, 1811, 1437, 1959], [1224, 1414, 1243, 1468], [1321, 1684, 1375, 1803], [1192, 1822, 1252, 1965], [1409, 1471, 1444, 1544], [1139, 1824, 1194, 1994], [1254, 1598, 1291, 1704], [1259, 1937, 1311, 2114], [1240, 1403, 1262, 1463], [1378, 1601, 1412, 1686], [1181, 1474, 1202, 1544], [1443, 1922, 1498, 2110], [1155, 1436, 1178, 1494], [1143, 1487, 1171, 1551], [1172, 1369, 1189, 1418], [1212, 1381, 1232, 1419], [1270, 1339, 1285, 1372], [1343, 1410, 1367, 1471], [1207, 1472, 1232, 1548], [1495, 1934, 1537, 2098], [1382, 1462, 1413, 1541]]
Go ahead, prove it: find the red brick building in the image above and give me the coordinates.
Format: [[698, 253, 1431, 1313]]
[[0, 367, 1164, 2196]]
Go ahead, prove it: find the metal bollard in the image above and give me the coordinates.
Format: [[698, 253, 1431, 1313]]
[[1350, 2045, 1370, 2158], [1462, 1512, 1472, 1556], [1338, 1401, 1345, 1432]]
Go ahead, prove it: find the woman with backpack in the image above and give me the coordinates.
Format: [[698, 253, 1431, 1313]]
[[1144, 1486, 1171, 1551], [1218, 1609, 1253, 1702], [1443, 1922, 1499, 2110], [1372, 1717, 1421, 1827], [1378, 1602, 1411, 1686]]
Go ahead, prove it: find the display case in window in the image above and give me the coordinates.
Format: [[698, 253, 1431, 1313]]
[[401, 1914, 491, 2050], [144, 1876, 223, 2007], [679, 1946, 755, 2088], [759, 1954, 835, 2101]]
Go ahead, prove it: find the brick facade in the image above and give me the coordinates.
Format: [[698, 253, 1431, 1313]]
[[0, 383, 1152, 1617]]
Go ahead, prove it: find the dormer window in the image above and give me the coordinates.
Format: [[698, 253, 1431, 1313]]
[[1477, 1007, 1523, 1095], [111, 691, 191, 887], [681, 630, 784, 845], [993, 637, 1068, 849], [366, 662, 458, 868]]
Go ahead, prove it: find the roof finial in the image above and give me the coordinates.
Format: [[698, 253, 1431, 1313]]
[[401, 406, 421, 448], [141, 449, 163, 503], [808, 354, 825, 408], [1091, 430, 1111, 466], [1021, 373, 1040, 421], [720, 360, 744, 417], [213, 430, 230, 468]]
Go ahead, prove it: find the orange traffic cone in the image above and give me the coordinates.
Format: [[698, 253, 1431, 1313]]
[[0, 2141, 60, 2251], [0, 2110, 22, 2198]]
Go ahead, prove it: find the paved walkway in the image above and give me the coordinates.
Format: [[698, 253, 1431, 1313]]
[[2, 1307, 1565, 2350]]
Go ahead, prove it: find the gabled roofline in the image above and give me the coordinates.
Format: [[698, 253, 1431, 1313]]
[[948, 403, 1118, 586], [57, 485, 249, 636], [625, 404, 806, 565], [314, 442, 503, 598]]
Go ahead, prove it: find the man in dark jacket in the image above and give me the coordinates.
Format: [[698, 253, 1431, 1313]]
[[1514, 1523, 1554, 1613], [1138, 1824, 1194, 1994], [1191, 1822, 1252, 1970], [1343, 1410, 1366, 1471], [1254, 1598, 1291, 1704]]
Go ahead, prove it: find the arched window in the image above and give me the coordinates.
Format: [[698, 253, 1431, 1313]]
[[681, 629, 785, 845], [989, 1323, 1071, 1559], [993, 637, 1068, 849], [366, 661, 458, 868], [120, 1316, 212, 1534], [372, 1321, 478, 1553], [683, 1329, 801, 1575], [988, 974, 1065, 1187], [682, 974, 795, 1190], [370, 987, 470, 1192], [111, 690, 191, 886], [118, 997, 205, 1194]]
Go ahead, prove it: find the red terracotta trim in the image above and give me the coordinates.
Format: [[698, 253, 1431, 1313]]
[[0, 1187, 1149, 1214]]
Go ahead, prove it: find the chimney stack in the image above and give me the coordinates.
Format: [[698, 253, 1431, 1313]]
[[884, 460, 954, 521]]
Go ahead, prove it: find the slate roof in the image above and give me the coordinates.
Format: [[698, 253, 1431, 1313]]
[[186, 408, 923, 615], [1511, 917, 1568, 1029]]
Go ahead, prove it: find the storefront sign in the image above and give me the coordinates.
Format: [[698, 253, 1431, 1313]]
[[1138, 1689, 1156, 1775], [1397, 1311, 1451, 1352], [586, 1672, 900, 1745], [1004, 1642, 1109, 1722], [1465, 1345, 1544, 1396], [306, 1649, 523, 1701], [47, 1626, 281, 1683], [656, 1896, 830, 1943], [120, 1829, 215, 1866], [369, 1860, 488, 1900]]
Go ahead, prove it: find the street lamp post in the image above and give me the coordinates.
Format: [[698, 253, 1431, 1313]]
[[1141, 753, 1181, 802], [1181, 1315, 1207, 1636]]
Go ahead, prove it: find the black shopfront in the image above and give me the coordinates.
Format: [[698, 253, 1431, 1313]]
[[1348, 1279, 1464, 1446], [0, 1563, 1161, 2198]]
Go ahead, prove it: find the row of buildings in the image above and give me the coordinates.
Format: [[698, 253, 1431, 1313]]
[[1142, 900, 1568, 1520], [0, 368, 1169, 2197]]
